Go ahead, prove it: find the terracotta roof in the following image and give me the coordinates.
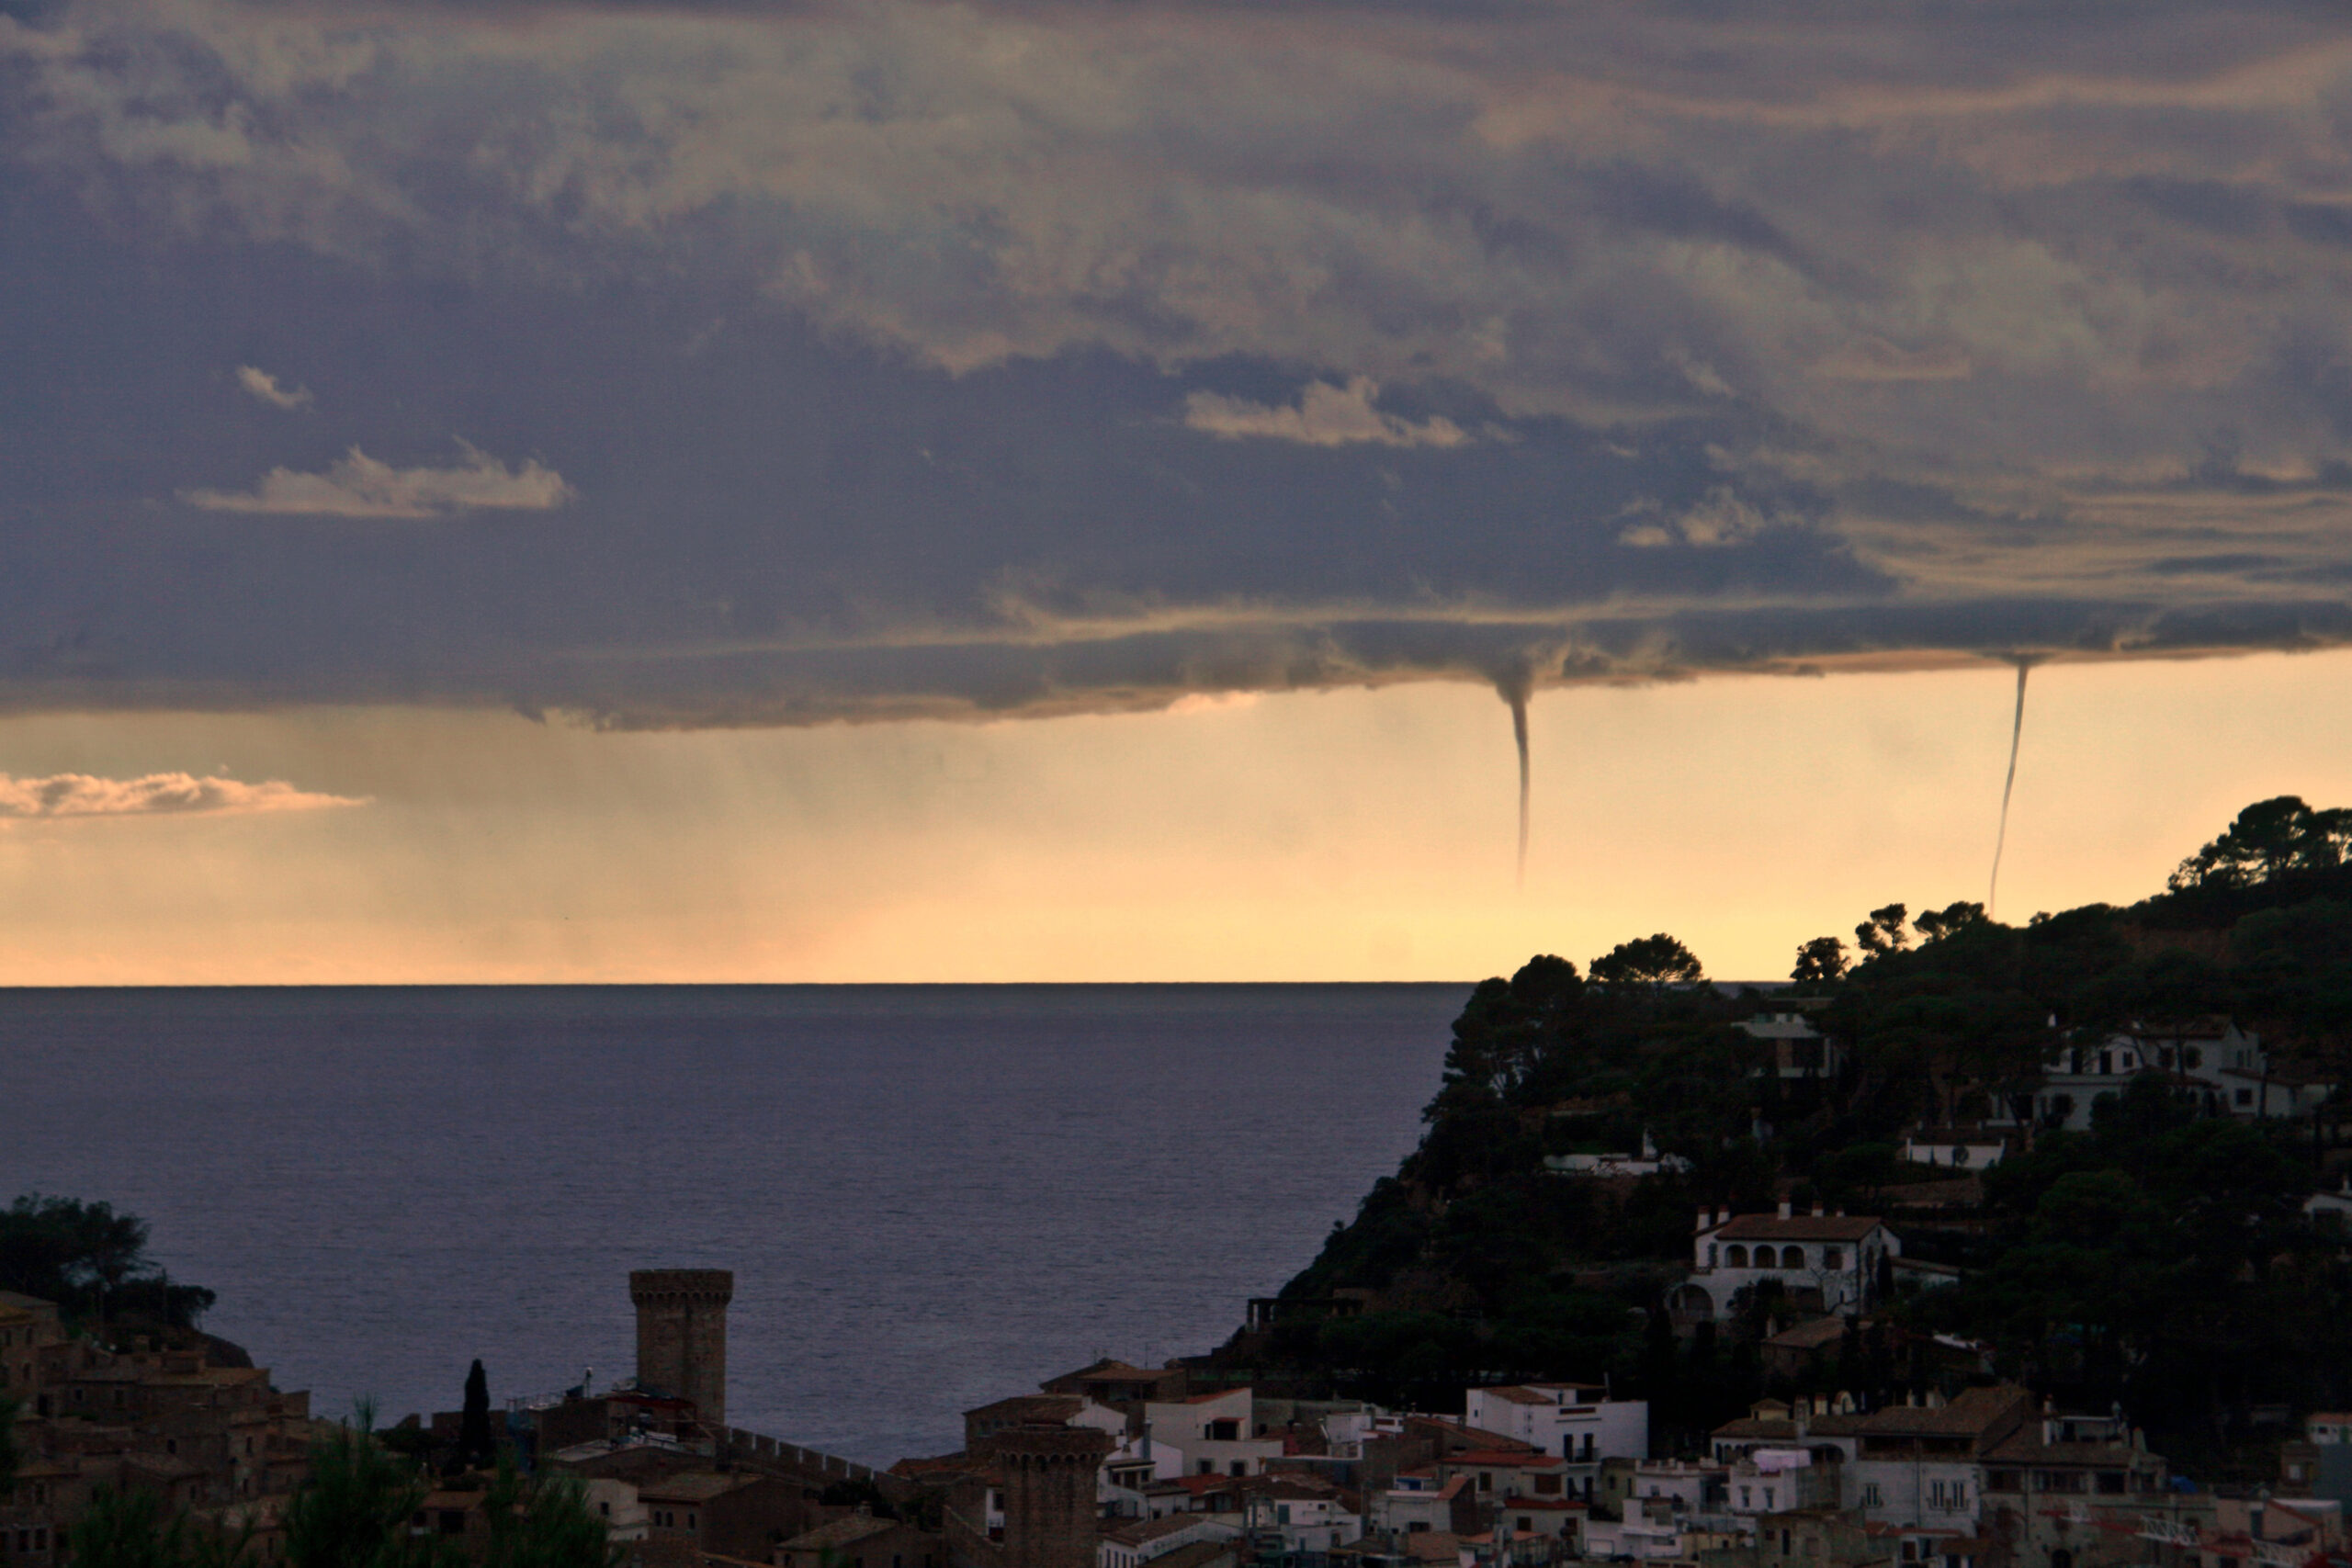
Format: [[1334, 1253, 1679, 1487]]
[[967, 1394, 1083, 1423], [1712, 1418, 1801, 1441], [1404, 1416, 1535, 1450], [1983, 1434, 2145, 1465], [1165, 1474, 1241, 1497], [1148, 1541, 1241, 1568], [1106, 1516, 1219, 1547], [1476, 1387, 1551, 1405], [1856, 1388, 2030, 1441], [1059, 1359, 1160, 1382], [1711, 1215, 1883, 1242], [1181, 1388, 1249, 1404], [639, 1472, 750, 1503], [782, 1517, 900, 1552], [1399, 1533, 1463, 1563], [1448, 1450, 1562, 1468], [1765, 1319, 1850, 1352], [1503, 1499, 1589, 1511]]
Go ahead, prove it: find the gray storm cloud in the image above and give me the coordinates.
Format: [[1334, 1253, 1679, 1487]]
[[1, 0, 2351, 732]]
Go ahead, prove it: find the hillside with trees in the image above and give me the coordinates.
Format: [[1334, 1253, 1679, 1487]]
[[1226, 796, 2352, 1482]]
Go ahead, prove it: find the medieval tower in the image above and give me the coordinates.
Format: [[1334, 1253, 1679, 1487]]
[[991, 1421, 1114, 1568], [628, 1269, 733, 1427]]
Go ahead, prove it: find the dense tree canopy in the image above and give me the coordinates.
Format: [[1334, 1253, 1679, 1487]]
[[0, 1195, 213, 1328]]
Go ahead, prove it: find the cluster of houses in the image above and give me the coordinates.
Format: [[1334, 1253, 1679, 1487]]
[[441, 1272, 2352, 1568], [1729, 1011, 2331, 1145], [0, 1289, 322, 1565]]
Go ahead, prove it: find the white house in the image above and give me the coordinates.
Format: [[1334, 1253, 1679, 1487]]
[[1738, 1012, 1843, 1081], [1674, 1208, 1895, 1321], [2308, 1414, 2352, 1446], [1900, 1130, 2008, 1169], [1842, 1387, 2034, 1530], [1726, 1452, 1838, 1521], [1460, 1384, 1647, 1500], [1576, 1517, 1684, 1561], [1244, 1481, 1360, 1555], [1544, 1131, 1694, 1179], [2016, 1020, 2331, 1131], [1144, 1388, 1284, 1479], [581, 1479, 649, 1544], [1370, 1471, 1469, 1537], [1605, 1458, 1724, 1520]]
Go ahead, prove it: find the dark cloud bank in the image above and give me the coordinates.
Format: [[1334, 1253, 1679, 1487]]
[[5, 0, 2352, 726]]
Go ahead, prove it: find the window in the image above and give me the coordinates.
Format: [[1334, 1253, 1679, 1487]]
[[1708, 1245, 1718, 1267], [1197, 1461, 1213, 1476], [1278, 1507, 1292, 1525], [1825, 1248, 1843, 1269], [1408, 1523, 1429, 1535], [1987, 1472, 2021, 1495], [1228, 1462, 1245, 1478], [1726, 1246, 1749, 1268], [2237, 1089, 2255, 1108], [2096, 1472, 2126, 1495], [1740, 1488, 1752, 1509], [1782, 1246, 1805, 1268], [1207, 1420, 1239, 1441], [1861, 1483, 1883, 1508]]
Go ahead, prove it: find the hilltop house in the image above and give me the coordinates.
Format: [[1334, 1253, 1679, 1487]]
[[1999, 1019, 2331, 1131], [1672, 1208, 1896, 1323], [1737, 1011, 1844, 1082]]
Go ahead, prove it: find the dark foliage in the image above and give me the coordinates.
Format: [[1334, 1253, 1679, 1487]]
[[1243, 796, 2352, 1474]]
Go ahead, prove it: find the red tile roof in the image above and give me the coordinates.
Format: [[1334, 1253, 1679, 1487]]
[[1711, 1215, 1883, 1243]]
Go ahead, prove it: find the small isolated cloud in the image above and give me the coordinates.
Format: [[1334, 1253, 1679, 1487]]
[[183, 442, 572, 518], [1182, 378, 1470, 449], [1164, 691, 1261, 716], [0, 772, 367, 819], [1617, 487, 1772, 548], [236, 366, 312, 411]]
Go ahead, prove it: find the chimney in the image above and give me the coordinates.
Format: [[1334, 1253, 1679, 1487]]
[[1812, 1203, 1825, 1217], [1696, 1209, 1711, 1233], [1778, 1200, 1792, 1220]]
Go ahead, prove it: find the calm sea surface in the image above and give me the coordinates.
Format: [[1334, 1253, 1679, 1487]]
[[0, 985, 1462, 1464]]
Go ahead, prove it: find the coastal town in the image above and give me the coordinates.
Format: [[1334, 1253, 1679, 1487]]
[[6, 1213, 2351, 1568]]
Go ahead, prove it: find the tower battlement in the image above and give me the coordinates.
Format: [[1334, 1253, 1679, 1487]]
[[629, 1269, 732, 1426]]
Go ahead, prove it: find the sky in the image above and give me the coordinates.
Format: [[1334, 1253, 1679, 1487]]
[[6, 0, 2352, 981]]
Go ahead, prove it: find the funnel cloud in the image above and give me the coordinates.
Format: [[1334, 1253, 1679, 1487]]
[[1504, 682, 1533, 890], [1987, 660, 2036, 917]]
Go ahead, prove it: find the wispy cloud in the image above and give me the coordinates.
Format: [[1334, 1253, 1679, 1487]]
[[0, 772, 367, 818], [236, 365, 312, 410], [183, 443, 572, 518], [1182, 378, 1470, 449]]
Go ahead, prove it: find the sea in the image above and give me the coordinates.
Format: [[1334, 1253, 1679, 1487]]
[[0, 984, 1464, 1465]]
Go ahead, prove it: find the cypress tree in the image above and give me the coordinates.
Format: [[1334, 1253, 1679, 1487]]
[[460, 1360, 494, 1471]]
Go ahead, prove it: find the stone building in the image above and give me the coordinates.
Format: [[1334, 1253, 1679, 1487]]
[[629, 1269, 733, 1428]]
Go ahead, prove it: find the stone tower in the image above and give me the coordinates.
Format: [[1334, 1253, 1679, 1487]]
[[993, 1422, 1114, 1568], [628, 1269, 733, 1427]]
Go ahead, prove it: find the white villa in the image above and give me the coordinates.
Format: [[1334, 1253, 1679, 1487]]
[[1671, 1207, 1896, 1323]]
